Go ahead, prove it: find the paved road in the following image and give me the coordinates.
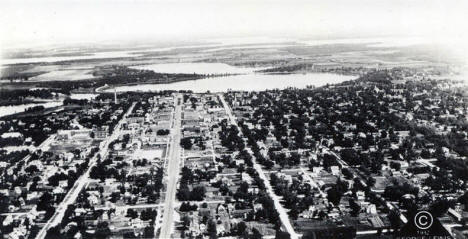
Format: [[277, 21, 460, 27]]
[[36, 103, 136, 239], [95, 203, 163, 211], [159, 94, 183, 239], [417, 158, 439, 170], [218, 94, 299, 239]]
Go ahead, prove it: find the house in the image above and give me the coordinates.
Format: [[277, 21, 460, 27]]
[[53, 187, 65, 195], [216, 224, 226, 234], [128, 123, 140, 131], [199, 223, 207, 233], [131, 218, 145, 229], [127, 116, 145, 125], [299, 205, 316, 219], [312, 167, 323, 176], [59, 180, 68, 188], [74, 232, 83, 239], [230, 209, 251, 219], [87, 194, 99, 206], [356, 191, 365, 201], [75, 208, 87, 217], [253, 203, 263, 212], [216, 204, 227, 214], [0, 189, 9, 196], [235, 159, 244, 166], [241, 173, 253, 185], [61, 152, 75, 162], [7, 225, 27, 239], [13, 186, 23, 196], [330, 166, 340, 176], [247, 187, 260, 194], [92, 126, 108, 139], [26, 192, 40, 203], [283, 175, 293, 185], [3, 215, 13, 226], [366, 204, 377, 214]]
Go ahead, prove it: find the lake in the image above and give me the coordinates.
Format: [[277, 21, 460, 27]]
[[109, 73, 356, 93], [0, 102, 62, 118], [131, 62, 261, 75], [70, 93, 99, 100]]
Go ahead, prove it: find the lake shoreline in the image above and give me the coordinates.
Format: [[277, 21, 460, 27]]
[[103, 72, 358, 93]]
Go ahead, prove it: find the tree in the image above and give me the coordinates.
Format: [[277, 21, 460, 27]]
[[207, 219, 217, 238], [180, 202, 198, 212], [181, 215, 191, 230], [349, 199, 361, 216], [126, 208, 138, 219], [430, 199, 451, 217], [25, 165, 39, 174], [180, 137, 193, 150], [421, 149, 431, 158], [45, 226, 62, 239], [37, 192, 54, 211], [95, 222, 111, 238], [390, 161, 401, 171], [459, 191, 468, 209], [140, 208, 157, 221], [144, 226, 155, 238], [252, 228, 263, 239], [388, 210, 401, 231], [177, 183, 191, 201], [381, 130, 388, 138], [157, 129, 170, 136], [237, 221, 247, 236], [327, 185, 343, 206], [191, 186, 206, 201], [275, 230, 291, 239], [367, 176, 376, 187]]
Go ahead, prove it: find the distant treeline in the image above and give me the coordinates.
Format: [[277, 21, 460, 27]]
[[355, 70, 394, 84], [24, 105, 45, 113], [0, 88, 68, 106], [33, 65, 206, 92], [257, 64, 314, 73], [258, 63, 369, 75], [0, 88, 66, 100]]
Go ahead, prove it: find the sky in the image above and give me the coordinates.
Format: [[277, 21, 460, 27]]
[[1, 0, 467, 50]]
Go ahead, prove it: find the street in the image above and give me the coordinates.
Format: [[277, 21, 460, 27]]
[[218, 94, 300, 239], [159, 94, 183, 239], [36, 102, 136, 239]]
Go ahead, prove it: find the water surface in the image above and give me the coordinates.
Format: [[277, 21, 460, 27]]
[[110, 73, 356, 93], [0, 102, 62, 118]]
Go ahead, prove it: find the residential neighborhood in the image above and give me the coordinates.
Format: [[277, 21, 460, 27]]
[[1, 67, 468, 239]]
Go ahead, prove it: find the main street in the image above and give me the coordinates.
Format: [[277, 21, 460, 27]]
[[159, 94, 183, 239], [36, 102, 136, 239], [218, 94, 300, 239]]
